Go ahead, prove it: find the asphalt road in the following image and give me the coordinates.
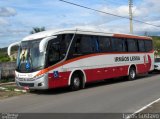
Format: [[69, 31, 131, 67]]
[[0, 73, 160, 113]]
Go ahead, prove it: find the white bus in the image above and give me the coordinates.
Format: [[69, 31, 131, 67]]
[[8, 29, 154, 90]]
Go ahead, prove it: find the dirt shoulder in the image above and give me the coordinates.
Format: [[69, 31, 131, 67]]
[[0, 90, 25, 100], [0, 84, 27, 100]]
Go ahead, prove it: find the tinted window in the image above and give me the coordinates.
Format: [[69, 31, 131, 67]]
[[92, 36, 99, 52], [98, 37, 111, 52], [145, 40, 153, 52], [47, 34, 73, 66], [47, 39, 61, 66], [127, 39, 138, 52], [58, 34, 73, 54], [74, 35, 97, 54], [138, 40, 145, 52], [112, 38, 127, 52]]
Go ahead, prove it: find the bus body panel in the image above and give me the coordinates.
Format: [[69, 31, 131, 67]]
[[48, 71, 70, 88]]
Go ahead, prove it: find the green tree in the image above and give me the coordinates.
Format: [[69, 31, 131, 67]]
[[30, 27, 46, 34], [152, 36, 160, 56], [0, 48, 10, 62]]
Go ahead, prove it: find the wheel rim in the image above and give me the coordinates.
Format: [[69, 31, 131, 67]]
[[74, 77, 80, 87], [130, 69, 135, 79]]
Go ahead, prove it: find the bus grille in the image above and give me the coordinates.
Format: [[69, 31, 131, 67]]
[[19, 82, 34, 87]]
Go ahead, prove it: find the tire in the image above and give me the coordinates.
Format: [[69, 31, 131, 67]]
[[70, 74, 81, 91], [148, 70, 153, 74], [128, 67, 136, 80]]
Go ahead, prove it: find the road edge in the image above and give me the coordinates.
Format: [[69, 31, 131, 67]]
[[126, 97, 160, 119]]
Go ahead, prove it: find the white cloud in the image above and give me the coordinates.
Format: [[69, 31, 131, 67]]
[[100, 5, 130, 17], [0, 18, 9, 25], [100, 5, 148, 18], [0, 7, 17, 17]]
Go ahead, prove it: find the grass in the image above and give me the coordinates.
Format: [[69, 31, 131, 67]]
[[0, 90, 25, 99], [0, 85, 27, 99], [0, 78, 15, 83], [4, 85, 16, 91]]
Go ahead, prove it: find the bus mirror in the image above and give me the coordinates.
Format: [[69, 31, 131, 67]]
[[8, 42, 20, 56], [39, 36, 57, 53]]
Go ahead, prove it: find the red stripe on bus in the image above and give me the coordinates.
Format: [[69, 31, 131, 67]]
[[113, 34, 152, 40]]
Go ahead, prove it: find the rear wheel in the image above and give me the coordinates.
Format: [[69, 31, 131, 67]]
[[70, 74, 81, 91], [128, 67, 136, 80]]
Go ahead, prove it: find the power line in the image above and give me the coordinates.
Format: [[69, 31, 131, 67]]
[[59, 0, 160, 28]]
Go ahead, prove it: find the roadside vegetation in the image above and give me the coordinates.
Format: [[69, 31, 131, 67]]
[[152, 36, 160, 56], [0, 47, 10, 62], [30, 27, 45, 34], [0, 46, 18, 62], [0, 78, 14, 83], [0, 85, 27, 99]]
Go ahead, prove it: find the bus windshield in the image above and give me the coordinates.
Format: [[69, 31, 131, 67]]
[[16, 39, 45, 73], [16, 34, 73, 72]]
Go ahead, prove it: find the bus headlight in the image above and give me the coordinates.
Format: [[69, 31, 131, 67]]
[[16, 74, 45, 81]]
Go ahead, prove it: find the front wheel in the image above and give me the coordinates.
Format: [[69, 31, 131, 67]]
[[128, 67, 136, 80], [70, 74, 81, 91]]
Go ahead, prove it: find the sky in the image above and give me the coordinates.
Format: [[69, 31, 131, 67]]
[[0, 0, 160, 48]]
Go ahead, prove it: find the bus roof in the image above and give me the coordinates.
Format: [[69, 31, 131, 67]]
[[22, 28, 152, 41]]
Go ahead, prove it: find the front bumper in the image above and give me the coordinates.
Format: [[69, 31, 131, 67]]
[[15, 74, 48, 90]]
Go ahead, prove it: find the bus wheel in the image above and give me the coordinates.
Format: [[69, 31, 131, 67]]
[[128, 67, 136, 80], [70, 74, 81, 91]]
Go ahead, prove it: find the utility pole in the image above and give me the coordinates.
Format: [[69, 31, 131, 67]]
[[129, 0, 133, 34]]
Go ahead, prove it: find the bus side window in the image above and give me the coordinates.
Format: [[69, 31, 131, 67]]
[[98, 36, 111, 52], [74, 35, 94, 55], [95, 38, 99, 52], [75, 37, 81, 54], [145, 40, 153, 52], [122, 39, 127, 52], [112, 38, 126, 52], [47, 40, 60, 66], [91, 36, 99, 53], [138, 40, 145, 52], [59, 34, 73, 58], [127, 39, 138, 52]]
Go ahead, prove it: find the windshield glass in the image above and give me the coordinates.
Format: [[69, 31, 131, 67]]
[[16, 34, 73, 72], [16, 39, 45, 73]]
